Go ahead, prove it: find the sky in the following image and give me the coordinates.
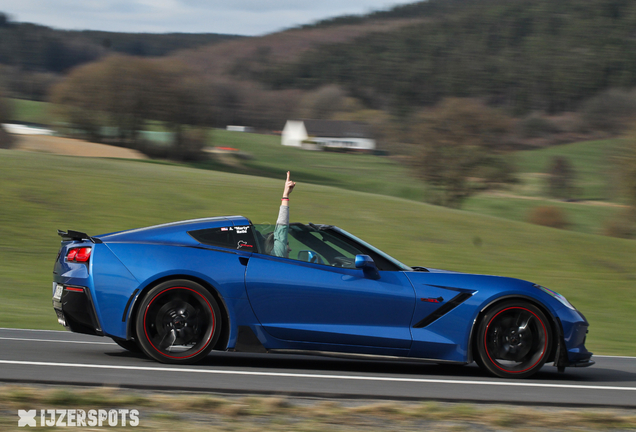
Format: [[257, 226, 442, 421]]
[[0, 0, 418, 36]]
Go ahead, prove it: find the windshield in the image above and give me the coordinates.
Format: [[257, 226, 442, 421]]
[[327, 226, 412, 271]]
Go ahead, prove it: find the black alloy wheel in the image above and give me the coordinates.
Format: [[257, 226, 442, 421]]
[[135, 279, 221, 364], [475, 300, 552, 378]]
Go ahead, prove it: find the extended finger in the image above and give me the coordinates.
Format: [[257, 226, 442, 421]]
[[286, 171, 291, 182]]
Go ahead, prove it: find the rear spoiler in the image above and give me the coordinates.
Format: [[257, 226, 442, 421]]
[[57, 230, 103, 244]]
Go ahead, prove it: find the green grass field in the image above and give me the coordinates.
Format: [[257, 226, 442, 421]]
[[208, 130, 628, 235], [4, 98, 55, 125], [204, 129, 429, 201], [462, 138, 627, 234], [513, 139, 625, 201], [463, 194, 623, 236], [1, 150, 634, 355], [209, 131, 624, 205]]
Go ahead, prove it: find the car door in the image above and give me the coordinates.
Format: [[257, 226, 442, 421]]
[[245, 225, 416, 352]]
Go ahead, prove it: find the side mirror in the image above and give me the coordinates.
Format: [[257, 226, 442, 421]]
[[298, 250, 323, 264], [355, 254, 380, 280]]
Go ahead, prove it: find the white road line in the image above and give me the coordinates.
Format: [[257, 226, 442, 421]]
[[0, 337, 116, 345], [593, 355, 636, 359], [0, 328, 69, 333], [0, 360, 635, 392]]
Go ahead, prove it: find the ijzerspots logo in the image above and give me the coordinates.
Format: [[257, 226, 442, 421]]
[[18, 409, 139, 427]]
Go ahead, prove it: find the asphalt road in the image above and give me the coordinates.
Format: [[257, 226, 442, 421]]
[[0, 328, 635, 408]]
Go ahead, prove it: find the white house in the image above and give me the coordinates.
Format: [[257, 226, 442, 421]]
[[281, 120, 376, 151], [226, 125, 254, 132], [2, 123, 53, 135]]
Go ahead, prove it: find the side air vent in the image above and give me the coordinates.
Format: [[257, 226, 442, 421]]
[[413, 292, 473, 328]]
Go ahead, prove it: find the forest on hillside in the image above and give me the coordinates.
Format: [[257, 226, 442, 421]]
[[0, 12, 242, 72], [258, 0, 636, 115], [4, 0, 636, 116]]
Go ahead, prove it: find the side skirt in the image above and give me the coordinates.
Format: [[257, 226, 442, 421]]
[[229, 327, 467, 365], [268, 349, 468, 365]]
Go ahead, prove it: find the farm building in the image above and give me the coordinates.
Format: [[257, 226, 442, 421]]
[[281, 120, 376, 151]]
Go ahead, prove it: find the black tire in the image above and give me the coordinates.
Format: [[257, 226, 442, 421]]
[[112, 337, 141, 353], [475, 300, 552, 379], [135, 279, 221, 364]]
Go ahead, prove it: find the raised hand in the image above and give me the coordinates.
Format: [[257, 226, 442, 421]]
[[283, 171, 296, 198]]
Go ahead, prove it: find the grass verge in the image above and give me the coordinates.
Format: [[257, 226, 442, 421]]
[[0, 385, 635, 431]]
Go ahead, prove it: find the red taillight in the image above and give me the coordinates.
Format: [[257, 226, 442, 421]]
[[75, 247, 91, 262], [66, 247, 91, 262], [66, 249, 78, 261]]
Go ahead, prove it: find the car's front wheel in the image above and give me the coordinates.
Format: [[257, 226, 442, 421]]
[[475, 300, 552, 379], [135, 279, 221, 364]]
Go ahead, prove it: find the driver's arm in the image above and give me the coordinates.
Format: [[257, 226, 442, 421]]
[[272, 205, 289, 258], [272, 171, 295, 258]]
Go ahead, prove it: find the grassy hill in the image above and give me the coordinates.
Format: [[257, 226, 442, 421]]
[[209, 130, 626, 236], [2, 98, 628, 236], [0, 149, 634, 355], [463, 138, 627, 236], [206, 130, 428, 201], [514, 139, 624, 201]]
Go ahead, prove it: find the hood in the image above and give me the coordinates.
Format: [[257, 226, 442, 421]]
[[404, 269, 537, 295]]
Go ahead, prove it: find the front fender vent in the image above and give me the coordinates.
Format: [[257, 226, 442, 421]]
[[413, 292, 473, 328]]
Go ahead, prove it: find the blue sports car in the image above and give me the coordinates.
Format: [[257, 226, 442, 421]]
[[52, 216, 593, 378]]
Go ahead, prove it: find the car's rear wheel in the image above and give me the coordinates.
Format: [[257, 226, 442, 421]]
[[135, 279, 221, 364], [475, 300, 552, 379]]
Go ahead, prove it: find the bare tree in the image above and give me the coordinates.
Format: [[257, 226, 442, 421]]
[[0, 87, 11, 123], [604, 134, 636, 238], [411, 98, 515, 208], [298, 85, 347, 119], [0, 86, 14, 148], [146, 60, 211, 154], [49, 63, 106, 141], [50, 55, 212, 157], [615, 130, 636, 207], [547, 156, 577, 200]]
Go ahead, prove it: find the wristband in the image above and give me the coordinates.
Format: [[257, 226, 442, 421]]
[[282, 197, 289, 201]]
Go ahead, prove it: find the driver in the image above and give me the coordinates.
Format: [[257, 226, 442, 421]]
[[264, 171, 295, 257]]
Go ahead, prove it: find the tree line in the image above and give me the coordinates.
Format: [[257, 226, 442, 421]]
[[0, 12, 243, 100], [0, 12, 242, 73], [48, 55, 303, 159]]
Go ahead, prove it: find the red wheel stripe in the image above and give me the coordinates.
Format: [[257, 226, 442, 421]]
[[143, 286, 216, 359], [484, 306, 548, 374]]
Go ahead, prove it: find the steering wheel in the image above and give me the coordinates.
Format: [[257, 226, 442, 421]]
[[332, 256, 354, 268]]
